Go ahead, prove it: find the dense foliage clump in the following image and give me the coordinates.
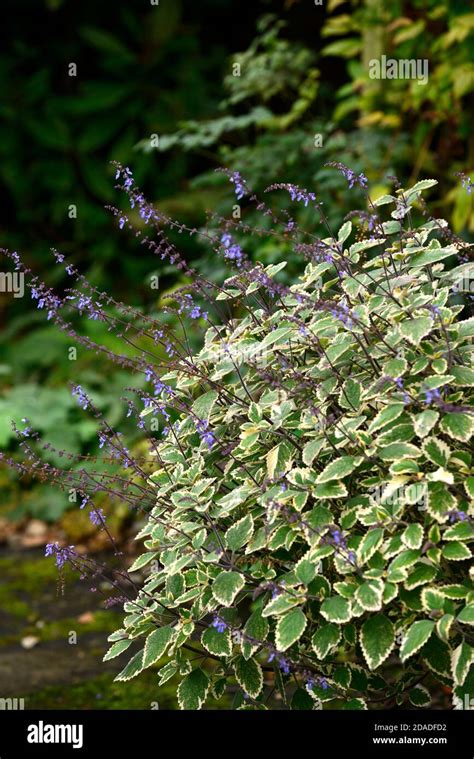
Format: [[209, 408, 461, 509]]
[[4, 166, 474, 709], [106, 173, 474, 709]]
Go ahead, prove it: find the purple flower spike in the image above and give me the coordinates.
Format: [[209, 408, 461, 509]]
[[45, 542, 75, 569], [89, 508, 106, 527], [72, 384, 90, 410], [221, 233, 244, 266], [326, 162, 368, 190], [229, 171, 246, 201]]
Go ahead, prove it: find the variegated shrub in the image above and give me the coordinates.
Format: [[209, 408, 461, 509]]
[[105, 175, 474, 710], [6, 167, 473, 710]]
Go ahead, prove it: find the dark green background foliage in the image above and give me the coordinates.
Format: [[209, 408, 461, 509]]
[[0, 0, 473, 521]]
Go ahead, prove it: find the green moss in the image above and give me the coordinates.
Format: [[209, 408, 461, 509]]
[[0, 553, 120, 645], [0, 554, 73, 593], [0, 552, 233, 709], [0, 554, 74, 628], [0, 595, 30, 619], [32, 610, 123, 642], [25, 670, 230, 710]]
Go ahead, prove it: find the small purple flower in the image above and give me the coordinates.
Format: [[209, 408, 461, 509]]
[[72, 385, 90, 410], [326, 162, 368, 190], [268, 651, 291, 674], [153, 401, 170, 421], [271, 583, 280, 600], [330, 302, 354, 328], [289, 185, 316, 206], [285, 184, 316, 206], [424, 387, 441, 405], [394, 378, 409, 404], [212, 615, 227, 633], [75, 294, 102, 320], [119, 166, 134, 191], [448, 510, 467, 523], [195, 418, 216, 449], [305, 677, 315, 692], [89, 508, 106, 527], [456, 172, 474, 195], [220, 233, 244, 266], [329, 528, 348, 550], [190, 305, 208, 320], [229, 171, 246, 201], [154, 380, 170, 397], [139, 205, 153, 224], [45, 542, 75, 569], [19, 418, 32, 437], [367, 214, 378, 233], [388, 377, 410, 406], [80, 495, 90, 509]]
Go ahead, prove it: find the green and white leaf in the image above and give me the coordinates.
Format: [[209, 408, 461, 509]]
[[399, 317, 432, 346], [452, 641, 473, 686], [402, 524, 424, 550], [275, 608, 307, 652], [316, 456, 359, 483], [103, 639, 132, 662], [357, 528, 384, 565], [399, 620, 435, 662], [201, 626, 232, 657], [311, 623, 341, 658], [114, 649, 145, 682], [355, 579, 384, 611], [212, 571, 245, 606], [177, 668, 209, 710], [422, 437, 451, 467], [414, 410, 438, 439], [225, 514, 254, 551], [234, 655, 263, 699], [320, 596, 352, 624], [408, 684, 431, 707], [143, 626, 174, 669], [440, 413, 474, 443], [360, 615, 395, 670]]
